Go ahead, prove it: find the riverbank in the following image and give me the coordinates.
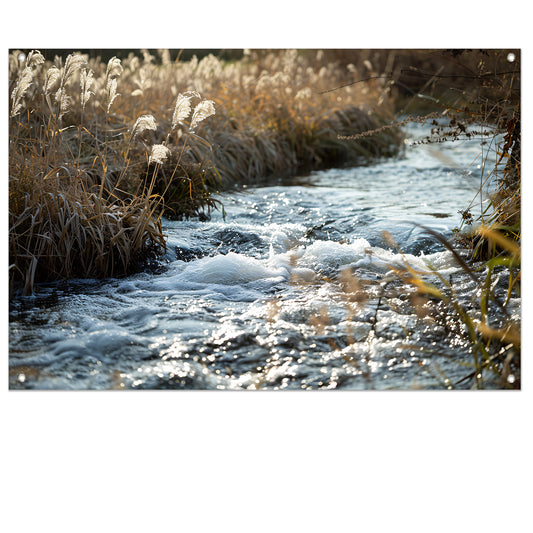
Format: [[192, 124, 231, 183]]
[[8, 120, 506, 390], [9, 49, 521, 388], [9, 49, 401, 294], [379, 49, 521, 387]]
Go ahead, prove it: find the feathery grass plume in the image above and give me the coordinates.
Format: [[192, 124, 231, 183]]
[[131, 66, 152, 96], [25, 50, 45, 69], [10, 67, 33, 116], [131, 114, 157, 140], [10, 50, 45, 116], [158, 49, 171, 65], [43, 66, 61, 95], [190, 99, 216, 131], [80, 68, 95, 111], [105, 77, 120, 113], [63, 53, 86, 84], [106, 56, 123, 81], [104, 57, 123, 113], [149, 144, 171, 165], [54, 87, 71, 120], [172, 93, 193, 129], [51, 53, 86, 121]]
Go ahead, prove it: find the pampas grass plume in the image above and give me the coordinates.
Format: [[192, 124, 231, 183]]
[[26, 50, 44, 69], [132, 114, 157, 139], [10, 67, 33, 116], [54, 87, 72, 121], [44, 66, 61, 95], [10, 50, 45, 116], [106, 56, 123, 80], [149, 144, 170, 165], [80, 68, 94, 110], [190, 100, 215, 131], [106, 78, 120, 113], [63, 53, 86, 84], [172, 93, 193, 128]]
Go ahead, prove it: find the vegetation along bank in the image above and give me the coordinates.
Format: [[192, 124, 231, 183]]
[[9, 49, 401, 293]]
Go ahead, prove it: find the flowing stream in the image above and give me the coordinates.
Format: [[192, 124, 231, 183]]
[[10, 122, 514, 390]]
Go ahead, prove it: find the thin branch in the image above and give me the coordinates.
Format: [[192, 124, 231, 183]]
[[318, 74, 394, 94]]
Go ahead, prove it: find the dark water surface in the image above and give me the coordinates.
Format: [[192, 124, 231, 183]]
[[10, 123, 514, 389]]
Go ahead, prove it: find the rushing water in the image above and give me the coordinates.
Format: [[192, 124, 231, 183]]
[[10, 122, 513, 390]]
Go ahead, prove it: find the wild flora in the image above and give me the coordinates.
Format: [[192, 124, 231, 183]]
[[309, 49, 520, 388], [143, 49, 401, 187], [386, 224, 520, 389], [190, 99, 216, 130], [10, 50, 44, 116], [8, 50, 219, 294], [370, 50, 521, 388], [9, 48, 400, 294], [387, 50, 521, 249]]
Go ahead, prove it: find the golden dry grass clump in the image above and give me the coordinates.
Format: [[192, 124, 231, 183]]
[[9, 48, 400, 294], [199, 49, 401, 184]]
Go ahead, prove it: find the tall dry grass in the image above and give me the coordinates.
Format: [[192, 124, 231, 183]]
[[9, 48, 400, 294], [9, 50, 218, 294]]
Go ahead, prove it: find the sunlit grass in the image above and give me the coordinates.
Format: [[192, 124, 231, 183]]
[[9, 48, 400, 294], [9, 48, 520, 389]]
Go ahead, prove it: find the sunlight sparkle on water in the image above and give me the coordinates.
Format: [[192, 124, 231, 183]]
[[9, 118, 516, 391]]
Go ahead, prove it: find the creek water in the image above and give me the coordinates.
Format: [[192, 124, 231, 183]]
[[10, 122, 514, 390]]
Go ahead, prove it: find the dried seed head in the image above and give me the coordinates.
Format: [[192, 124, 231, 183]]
[[44, 66, 61, 95], [131, 114, 157, 139], [63, 53, 86, 85], [55, 87, 72, 121], [149, 144, 170, 165], [190, 99, 215, 131], [80, 68, 94, 110], [106, 56, 123, 81], [26, 50, 44, 69], [10, 50, 45, 116], [10, 67, 33, 116], [172, 93, 193, 128], [105, 77, 119, 113]]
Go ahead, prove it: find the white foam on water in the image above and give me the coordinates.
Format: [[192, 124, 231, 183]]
[[119, 251, 294, 302], [291, 237, 460, 277], [123, 237, 459, 304], [176, 251, 288, 285], [296, 238, 371, 269]]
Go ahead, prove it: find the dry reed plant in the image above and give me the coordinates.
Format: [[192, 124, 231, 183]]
[[93, 48, 400, 187], [9, 50, 219, 294], [386, 225, 520, 389], [9, 48, 400, 294]]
